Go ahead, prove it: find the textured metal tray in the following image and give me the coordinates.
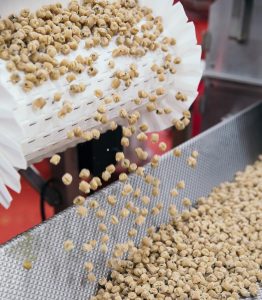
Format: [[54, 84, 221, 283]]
[[0, 102, 262, 300]]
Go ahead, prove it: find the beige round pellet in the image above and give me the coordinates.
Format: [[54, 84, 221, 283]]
[[170, 188, 178, 197], [146, 102, 156, 112], [96, 209, 106, 219], [152, 187, 160, 197], [82, 243, 92, 253], [112, 78, 121, 89], [156, 87, 165, 96], [128, 292, 137, 299], [151, 207, 160, 216], [177, 180, 185, 189], [84, 262, 94, 272], [58, 102, 73, 119], [67, 131, 74, 139], [119, 173, 128, 182], [122, 127, 133, 138], [115, 152, 125, 162], [10, 73, 21, 84], [133, 98, 142, 105], [108, 60, 115, 69], [94, 89, 103, 98], [149, 94, 157, 102], [133, 188, 141, 198], [151, 155, 160, 168], [98, 277, 107, 286], [141, 196, 150, 205], [119, 108, 128, 118], [97, 105, 106, 114], [62, 173, 73, 185], [89, 200, 99, 209], [79, 181, 91, 194], [89, 240, 97, 248], [107, 195, 117, 206], [66, 74, 76, 83], [138, 90, 148, 98], [137, 132, 148, 142], [110, 121, 118, 131], [187, 156, 197, 168], [54, 92, 62, 102], [111, 215, 119, 225], [174, 57, 181, 64], [79, 169, 90, 179], [87, 273, 96, 283], [102, 171, 111, 181], [139, 123, 149, 132], [90, 178, 98, 191], [91, 129, 101, 140], [144, 174, 154, 184], [101, 235, 109, 244], [135, 215, 145, 226], [106, 164, 116, 174], [113, 94, 121, 103], [129, 163, 138, 173], [173, 148, 182, 157], [73, 127, 82, 138], [136, 167, 145, 177], [168, 204, 177, 217], [128, 228, 137, 237], [192, 150, 199, 158], [151, 133, 159, 144], [76, 205, 88, 217], [32, 97, 46, 111], [182, 197, 192, 207], [94, 177, 102, 187], [63, 240, 74, 252], [120, 208, 129, 218], [50, 154, 61, 166], [121, 137, 129, 147], [98, 223, 107, 232], [73, 196, 85, 206], [135, 148, 148, 161], [23, 260, 32, 270], [100, 244, 108, 253], [159, 142, 167, 152], [158, 73, 165, 82]]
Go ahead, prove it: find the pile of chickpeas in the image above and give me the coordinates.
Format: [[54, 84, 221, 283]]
[[1, 0, 165, 90], [0, 0, 186, 124], [91, 156, 262, 300], [12, 2, 261, 299]]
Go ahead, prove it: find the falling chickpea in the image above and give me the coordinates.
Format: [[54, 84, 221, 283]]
[[32, 97, 46, 111], [73, 196, 85, 206], [79, 169, 90, 179], [111, 215, 119, 225], [63, 240, 74, 252], [173, 148, 182, 157], [159, 142, 167, 152], [50, 154, 61, 165], [23, 260, 32, 270], [177, 180, 185, 189], [182, 197, 192, 207], [76, 205, 88, 217], [62, 173, 72, 185]]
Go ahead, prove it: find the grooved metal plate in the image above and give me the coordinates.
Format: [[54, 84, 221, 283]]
[[0, 102, 262, 300]]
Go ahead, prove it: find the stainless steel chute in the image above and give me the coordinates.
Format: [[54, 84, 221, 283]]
[[0, 102, 261, 300]]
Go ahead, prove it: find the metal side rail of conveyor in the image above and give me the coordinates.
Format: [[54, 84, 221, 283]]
[[0, 102, 262, 300]]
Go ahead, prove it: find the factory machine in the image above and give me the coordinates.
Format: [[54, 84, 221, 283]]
[[0, 0, 261, 299]]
